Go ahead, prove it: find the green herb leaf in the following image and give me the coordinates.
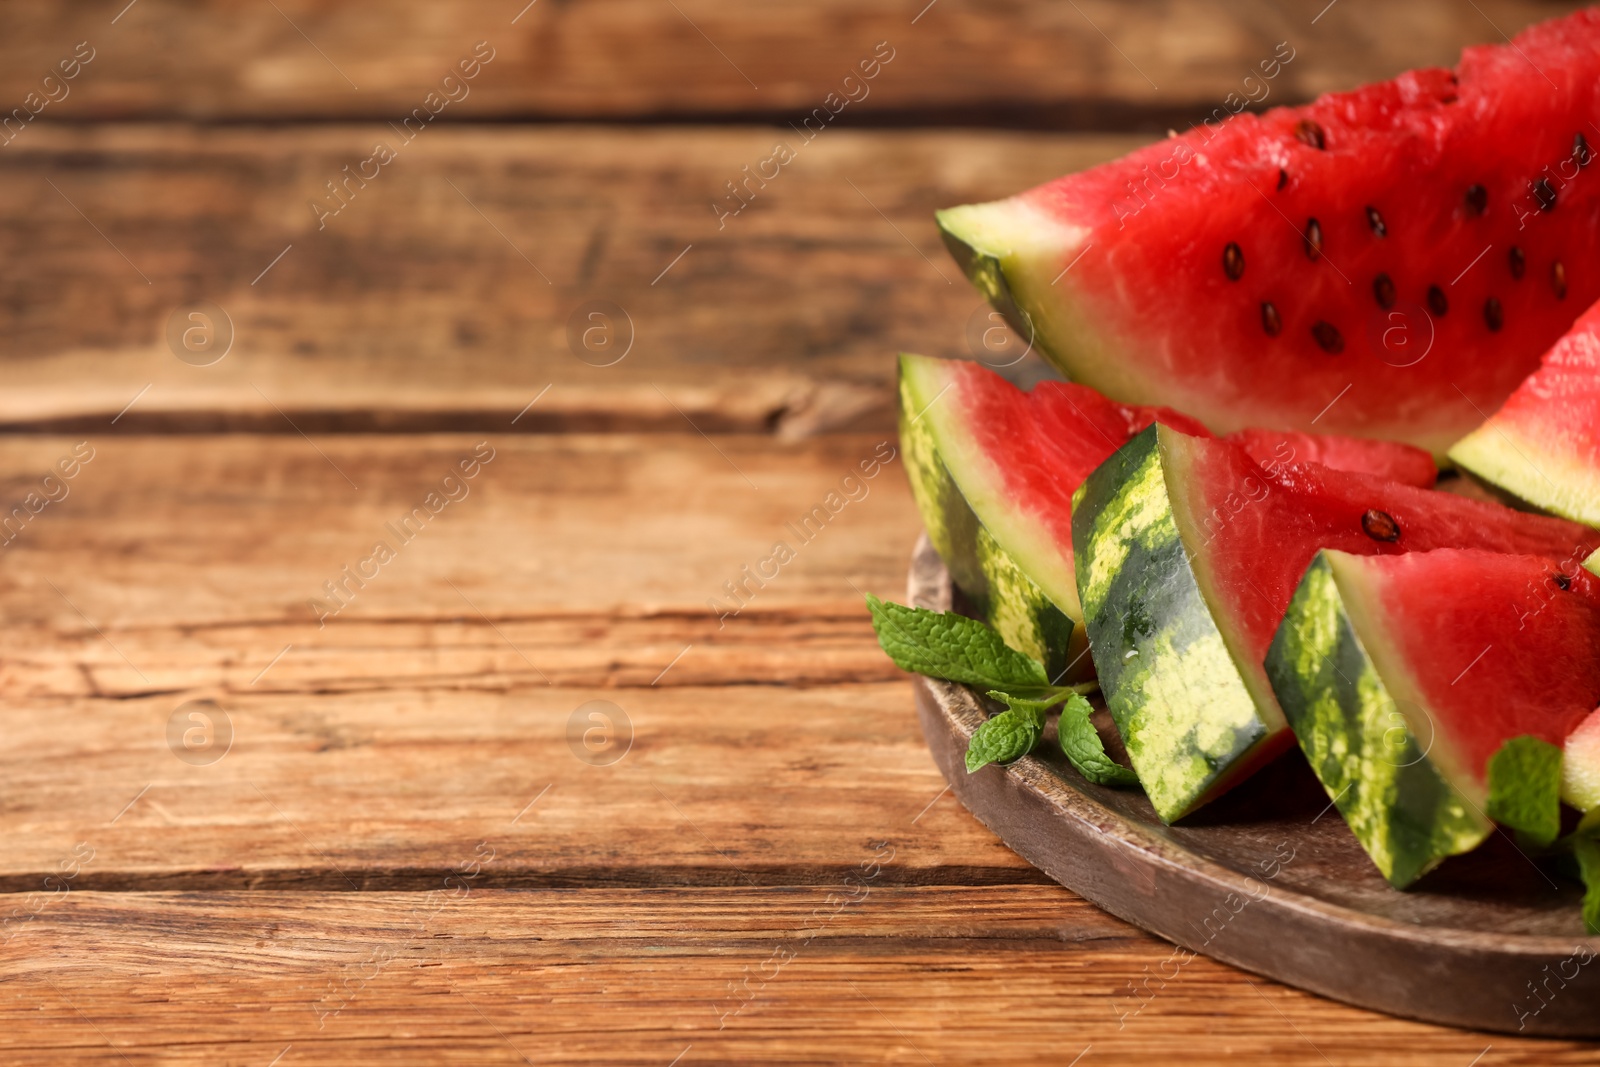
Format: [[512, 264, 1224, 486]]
[[1485, 735, 1563, 849], [964, 704, 1044, 773], [1576, 836, 1600, 936], [1056, 692, 1139, 787], [866, 594, 1051, 693]]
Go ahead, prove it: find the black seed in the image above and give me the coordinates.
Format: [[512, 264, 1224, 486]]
[[1484, 296, 1503, 332], [1261, 301, 1282, 337], [1366, 205, 1386, 237], [1509, 246, 1525, 280], [1556, 572, 1574, 591], [1427, 285, 1449, 316], [1303, 217, 1323, 260], [1294, 120, 1326, 150], [1372, 273, 1396, 309], [1311, 320, 1344, 353], [1553, 260, 1568, 300], [1533, 176, 1557, 212], [1277, 168, 1289, 191], [1465, 184, 1488, 216], [1223, 242, 1245, 281], [1576, 133, 1592, 168], [1361, 509, 1401, 543]]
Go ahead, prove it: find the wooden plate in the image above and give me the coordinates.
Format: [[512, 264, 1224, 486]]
[[907, 534, 1600, 1038]]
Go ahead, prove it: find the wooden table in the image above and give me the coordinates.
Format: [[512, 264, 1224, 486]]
[[2, 2, 1596, 1062]]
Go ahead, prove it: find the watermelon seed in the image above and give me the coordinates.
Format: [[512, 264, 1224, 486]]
[[1311, 320, 1343, 354], [1223, 242, 1245, 280], [1294, 120, 1326, 150], [1372, 273, 1396, 309], [1509, 246, 1525, 279], [1532, 177, 1557, 212], [1303, 218, 1323, 260], [1576, 133, 1592, 168], [1556, 573, 1574, 591], [1483, 296, 1503, 332], [1553, 260, 1568, 300], [1465, 184, 1488, 216], [1260, 301, 1282, 336], [1361, 509, 1401, 542], [1277, 168, 1289, 191], [1427, 285, 1449, 316], [1365, 206, 1386, 237]]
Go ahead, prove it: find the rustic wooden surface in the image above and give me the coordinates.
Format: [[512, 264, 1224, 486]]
[[4, 0, 1599, 1062]]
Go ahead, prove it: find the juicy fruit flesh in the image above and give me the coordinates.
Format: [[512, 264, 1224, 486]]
[[1326, 549, 1600, 794], [1450, 296, 1600, 526], [1225, 428, 1436, 489], [1185, 442, 1600, 686], [939, 9, 1600, 452]]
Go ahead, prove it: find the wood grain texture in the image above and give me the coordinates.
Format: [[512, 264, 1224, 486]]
[[1, 888, 1593, 1065], [0, 0, 1584, 125], [0, 124, 1124, 435]]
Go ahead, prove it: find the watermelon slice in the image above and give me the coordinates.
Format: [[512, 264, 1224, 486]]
[[1450, 297, 1600, 526], [1266, 549, 1600, 886], [937, 9, 1600, 454], [898, 353, 1206, 679], [1225, 428, 1436, 489], [1566, 708, 1600, 812], [900, 354, 1450, 681], [1070, 423, 1600, 822]]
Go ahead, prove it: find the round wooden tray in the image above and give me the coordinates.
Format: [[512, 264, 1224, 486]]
[[908, 533, 1600, 1038]]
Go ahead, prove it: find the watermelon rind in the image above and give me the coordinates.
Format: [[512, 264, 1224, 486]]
[[1564, 709, 1600, 812], [1070, 424, 1276, 822], [897, 355, 1084, 680], [1449, 427, 1600, 530], [935, 202, 1144, 412], [1265, 551, 1491, 887]]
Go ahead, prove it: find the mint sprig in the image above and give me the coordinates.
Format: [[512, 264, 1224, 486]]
[[1056, 692, 1139, 786], [866, 594, 1135, 787]]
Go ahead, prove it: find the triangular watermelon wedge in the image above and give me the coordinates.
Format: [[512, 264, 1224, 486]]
[[1070, 424, 1600, 822], [1450, 297, 1600, 526], [1266, 549, 1600, 886], [899, 355, 1439, 681], [938, 9, 1600, 454]]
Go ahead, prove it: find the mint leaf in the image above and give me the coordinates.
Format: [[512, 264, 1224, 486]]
[[964, 705, 1043, 773], [1056, 692, 1139, 787], [866, 594, 1050, 693], [1576, 836, 1600, 936], [1486, 735, 1562, 849]]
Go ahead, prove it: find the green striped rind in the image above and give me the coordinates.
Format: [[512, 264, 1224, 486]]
[[897, 365, 1075, 681], [1070, 425, 1268, 822], [1264, 553, 1491, 887]]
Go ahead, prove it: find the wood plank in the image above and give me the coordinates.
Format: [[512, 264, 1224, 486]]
[[0, 1, 1584, 124], [0, 433, 1028, 885], [0, 888, 1589, 1064], [0, 124, 1124, 434]]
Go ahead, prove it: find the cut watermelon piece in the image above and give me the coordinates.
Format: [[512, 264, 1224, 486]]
[[898, 353, 1207, 678], [1070, 423, 1600, 822], [1566, 708, 1600, 812], [1266, 549, 1600, 885], [938, 9, 1600, 454], [1225, 428, 1436, 489], [898, 355, 1451, 681], [1450, 297, 1600, 526]]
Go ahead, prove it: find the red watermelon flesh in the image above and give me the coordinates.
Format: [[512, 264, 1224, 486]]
[[1450, 296, 1600, 526], [1225, 427, 1437, 488], [938, 9, 1600, 454], [1168, 428, 1600, 717], [1314, 549, 1600, 791]]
